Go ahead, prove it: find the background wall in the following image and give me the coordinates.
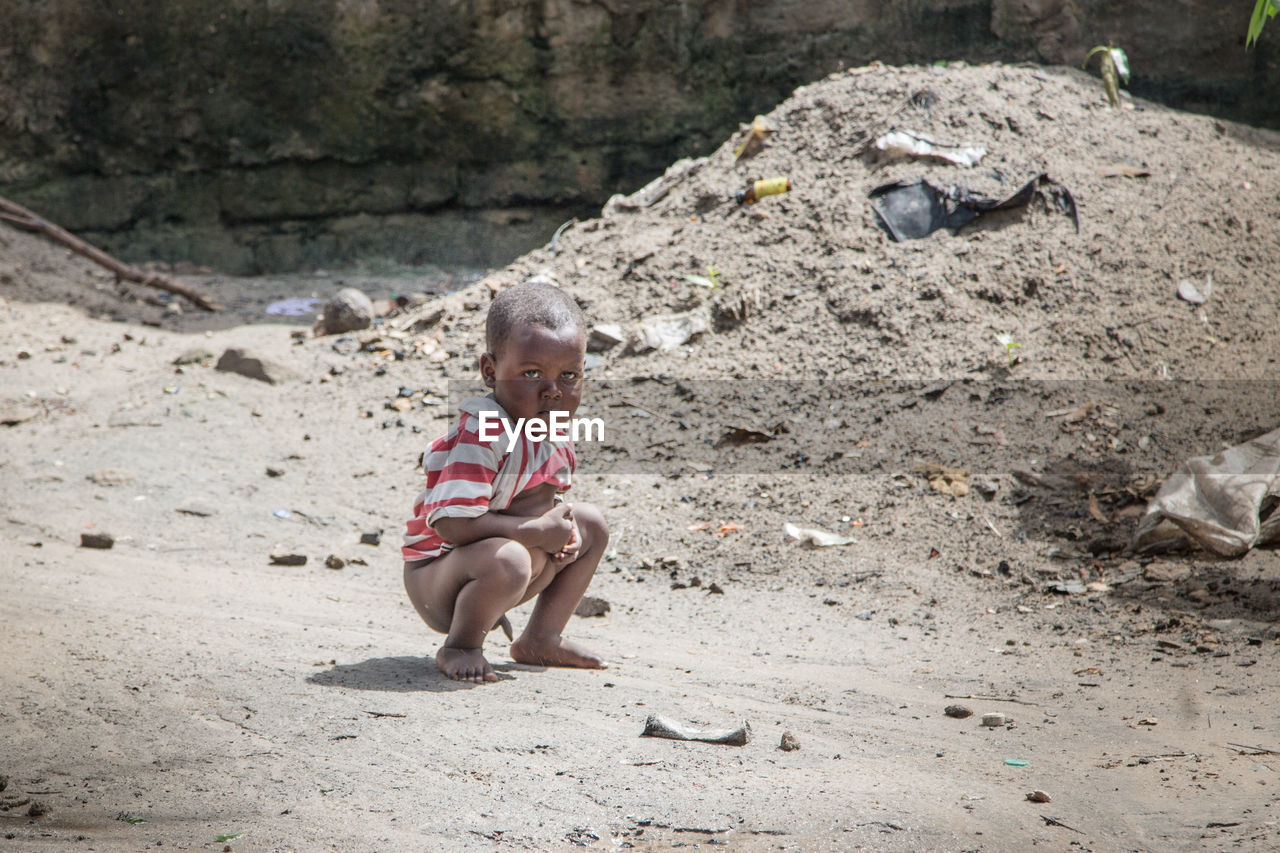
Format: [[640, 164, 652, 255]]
[[0, 0, 1273, 273]]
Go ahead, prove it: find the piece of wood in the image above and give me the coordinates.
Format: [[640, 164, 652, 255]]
[[0, 195, 220, 311]]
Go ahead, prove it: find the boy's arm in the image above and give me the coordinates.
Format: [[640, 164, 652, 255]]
[[434, 503, 574, 553]]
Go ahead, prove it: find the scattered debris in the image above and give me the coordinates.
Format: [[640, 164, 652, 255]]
[[87, 468, 135, 487], [266, 296, 323, 317], [587, 324, 625, 353], [1041, 815, 1084, 834], [1134, 425, 1280, 556], [1176, 276, 1212, 305], [982, 713, 1007, 727], [870, 173, 1078, 242], [778, 731, 801, 751], [269, 550, 307, 566], [173, 347, 216, 365], [602, 157, 706, 217], [1026, 790, 1052, 803], [733, 176, 791, 205], [574, 595, 611, 618], [630, 309, 710, 353], [360, 530, 382, 546], [325, 554, 346, 570], [914, 462, 970, 497], [641, 714, 750, 746], [873, 130, 986, 167], [784, 522, 856, 548], [734, 115, 774, 161], [80, 531, 115, 549], [944, 704, 973, 719]]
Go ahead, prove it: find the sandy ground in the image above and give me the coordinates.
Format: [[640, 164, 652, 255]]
[[5, 62, 1280, 852]]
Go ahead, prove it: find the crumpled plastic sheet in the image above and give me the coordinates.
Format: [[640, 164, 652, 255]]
[[1133, 426, 1280, 557], [869, 173, 1078, 242]]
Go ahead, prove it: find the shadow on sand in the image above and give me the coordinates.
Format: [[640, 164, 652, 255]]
[[306, 655, 540, 692]]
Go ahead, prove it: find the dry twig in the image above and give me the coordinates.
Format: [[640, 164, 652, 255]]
[[0, 195, 220, 311]]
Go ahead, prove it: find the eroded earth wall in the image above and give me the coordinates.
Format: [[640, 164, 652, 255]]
[[0, 0, 1273, 272]]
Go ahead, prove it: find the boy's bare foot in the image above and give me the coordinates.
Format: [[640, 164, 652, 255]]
[[436, 646, 498, 683], [511, 635, 608, 669]]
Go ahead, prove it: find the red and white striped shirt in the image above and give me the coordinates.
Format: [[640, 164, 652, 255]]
[[402, 395, 575, 561]]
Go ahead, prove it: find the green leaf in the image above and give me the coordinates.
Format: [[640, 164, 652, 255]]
[[1248, 0, 1279, 49], [216, 833, 243, 843]]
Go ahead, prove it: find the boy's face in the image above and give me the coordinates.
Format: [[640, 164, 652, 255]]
[[480, 322, 586, 426]]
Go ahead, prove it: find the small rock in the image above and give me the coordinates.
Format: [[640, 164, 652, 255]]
[[80, 532, 115, 549], [27, 800, 50, 818], [778, 731, 801, 751], [360, 530, 382, 546], [269, 551, 307, 566], [587, 324, 625, 353], [325, 554, 346, 570], [706, 582, 725, 594], [87, 468, 135, 487], [574, 595, 611, 618], [0, 773, 8, 791], [173, 347, 215, 366], [1026, 790, 1051, 803], [981, 712, 1006, 727], [944, 704, 973, 719], [1177, 278, 1209, 305], [175, 502, 217, 517], [323, 288, 375, 334], [266, 466, 285, 478], [215, 347, 298, 385]]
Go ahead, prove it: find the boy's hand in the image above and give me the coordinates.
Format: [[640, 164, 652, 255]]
[[532, 502, 575, 554], [550, 516, 581, 566]]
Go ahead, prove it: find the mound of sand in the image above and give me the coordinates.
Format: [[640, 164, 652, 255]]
[[421, 61, 1280, 383]]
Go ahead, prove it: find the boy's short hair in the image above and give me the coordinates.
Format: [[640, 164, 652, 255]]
[[486, 282, 585, 356]]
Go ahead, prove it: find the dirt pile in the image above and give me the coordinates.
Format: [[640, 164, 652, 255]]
[[419, 61, 1280, 383]]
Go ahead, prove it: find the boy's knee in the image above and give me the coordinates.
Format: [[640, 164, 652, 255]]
[[572, 502, 609, 544], [489, 539, 534, 588]]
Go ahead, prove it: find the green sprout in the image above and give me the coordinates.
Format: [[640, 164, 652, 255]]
[[216, 832, 244, 843], [684, 267, 724, 290], [995, 333, 1023, 367], [1083, 44, 1130, 108], [1249, 0, 1278, 48]]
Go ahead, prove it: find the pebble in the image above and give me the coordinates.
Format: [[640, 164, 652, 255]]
[[80, 532, 115, 549], [981, 712, 1007, 727], [778, 731, 801, 751], [325, 554, 346, 570], [266, 466, 285, 478], [360, 530, 382, 546], [574, 596, 611, 618], [172, 347, 215, 365], [87, 468, 135, 487], [944, 704, 973, 719], [215, 347, 298, 385], [1026, 790, 1051, 803], [269, 551, 307, 566], [323, 288, 375, 334]]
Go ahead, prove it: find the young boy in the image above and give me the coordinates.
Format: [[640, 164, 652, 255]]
[[402, 282, 608, 683]]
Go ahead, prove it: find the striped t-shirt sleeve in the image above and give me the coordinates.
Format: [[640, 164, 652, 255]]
[[423, 414, 501, 526]]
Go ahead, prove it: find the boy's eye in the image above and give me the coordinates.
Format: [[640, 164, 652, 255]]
[[522, 369, 542, 379], [561, 371, 579, 382]]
